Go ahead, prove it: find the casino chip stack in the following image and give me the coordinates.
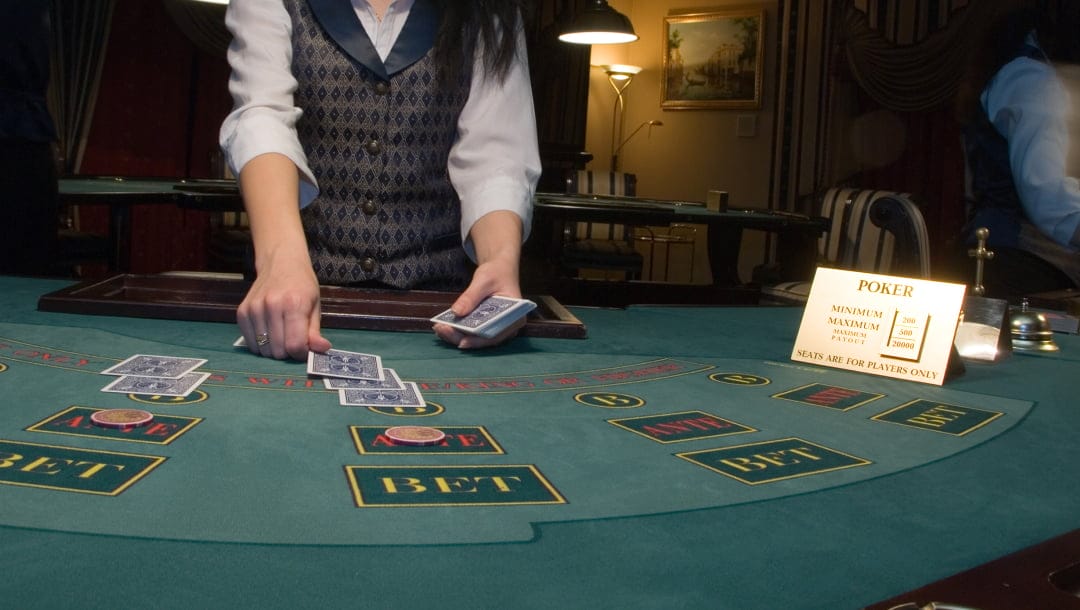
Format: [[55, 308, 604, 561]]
[[90, 408, 154, 430], [99, 354, 212, 397], [384, 426, 445, 446]]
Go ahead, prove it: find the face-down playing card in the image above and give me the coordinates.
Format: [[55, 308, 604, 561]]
[[430, 295, 536, 339], [101, 354, 208, 379], [338, 382, 426, 407], [307, 349, 384, 381], [101, 372, 212, 397], [323, 368, 404, 390]]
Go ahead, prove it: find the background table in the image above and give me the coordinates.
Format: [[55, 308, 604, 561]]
[[2, 275, 1079, 609], [58, 178, 825, 305], [58, 176, 241, 272], [528, 192, 825, 305]]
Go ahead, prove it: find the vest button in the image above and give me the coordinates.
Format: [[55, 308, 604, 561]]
[[373, 81, 390, 95], [365, 139, 381, 155], [361, 198, 377, 215], [360, 257, 377, 273]]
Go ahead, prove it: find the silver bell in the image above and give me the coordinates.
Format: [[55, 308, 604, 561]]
[[1009, 299, 1059, 352]]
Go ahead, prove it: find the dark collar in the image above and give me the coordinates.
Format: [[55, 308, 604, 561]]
[[305, 0, 440, 80]]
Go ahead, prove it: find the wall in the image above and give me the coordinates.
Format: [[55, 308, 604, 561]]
[[77, 0, 232, 274], [582, 0, 779, 283]]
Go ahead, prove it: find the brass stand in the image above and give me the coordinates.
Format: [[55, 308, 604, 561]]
[[956, 228, 1012, 361]]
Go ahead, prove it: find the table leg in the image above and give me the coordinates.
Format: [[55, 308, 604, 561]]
[[706, 225, 744, 285], [108, 206, 130, 273]]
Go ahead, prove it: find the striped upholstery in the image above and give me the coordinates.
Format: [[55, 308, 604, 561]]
[[565, 170, 638, 197], [561, 171, 643, 279], [762, 188, 932, 303]]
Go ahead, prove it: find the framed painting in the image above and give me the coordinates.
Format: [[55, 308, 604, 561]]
[[662, 8, 765, 110]]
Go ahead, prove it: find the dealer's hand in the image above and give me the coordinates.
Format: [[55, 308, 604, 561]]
[[433, 210, 525, 349], [237, 245, 332, 360], [234, 153, 331, 361], [434, 258, 524, 349]]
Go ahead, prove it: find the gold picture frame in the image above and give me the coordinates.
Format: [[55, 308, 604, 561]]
[[662, 8, 765, 110]]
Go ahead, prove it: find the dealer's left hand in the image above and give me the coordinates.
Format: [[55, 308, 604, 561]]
[[434, 258, 524, 349]]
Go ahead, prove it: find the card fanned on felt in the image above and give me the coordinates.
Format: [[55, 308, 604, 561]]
[[790, 268, 966, 386]]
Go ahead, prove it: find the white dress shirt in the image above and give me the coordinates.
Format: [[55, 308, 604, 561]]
[[982, 47, 1080, 252], [219, 0, 540, 259]]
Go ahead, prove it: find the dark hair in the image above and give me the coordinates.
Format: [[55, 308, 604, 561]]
[[433, 1, 532, 85], [956, 0, 1080, 124]]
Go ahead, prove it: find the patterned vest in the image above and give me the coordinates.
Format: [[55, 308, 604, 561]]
[[287, 0, 471, 289], [962, 44, 1046, 248]]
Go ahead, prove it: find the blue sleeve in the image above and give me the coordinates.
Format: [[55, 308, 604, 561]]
[[983, 57, 1080, 249]]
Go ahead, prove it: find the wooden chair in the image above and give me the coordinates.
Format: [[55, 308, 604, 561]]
[[560, 170, 646, 280], [761, 188, 931, 304]]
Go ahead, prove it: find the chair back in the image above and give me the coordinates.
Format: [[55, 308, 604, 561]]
[[817, 188, 931, 278], [565, 170, 637, 197], [761, 188, 932, 305], [565, 170, 639, 241], [559, 170, 643, 280]]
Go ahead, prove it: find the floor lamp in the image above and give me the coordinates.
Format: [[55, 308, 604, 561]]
[[604, 64, 641, 172]]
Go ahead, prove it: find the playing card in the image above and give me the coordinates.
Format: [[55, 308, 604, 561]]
[[233, 336, 246, 348], [307, 349, 383, 380], [101, 354, 208, 379], [101, 372, 212, 397], [323, 368, 404, 390], [430, 295, 536, 339], [338, 381, 426, 407]]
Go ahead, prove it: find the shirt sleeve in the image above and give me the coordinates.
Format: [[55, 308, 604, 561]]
[[449, 24, 542, 261], [218, 0, 319, 208], [983, 56, 1080, 249]]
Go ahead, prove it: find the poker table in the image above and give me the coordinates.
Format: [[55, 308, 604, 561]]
[[3, 274, 1080, 609]]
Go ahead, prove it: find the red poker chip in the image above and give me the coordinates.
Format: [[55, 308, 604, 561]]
[[90, 408, 154, 430], [384, 426, 445, 446]]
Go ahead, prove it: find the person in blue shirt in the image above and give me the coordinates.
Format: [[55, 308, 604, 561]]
[[953, 1, 1080, 299], [0, 1, 59, 276]]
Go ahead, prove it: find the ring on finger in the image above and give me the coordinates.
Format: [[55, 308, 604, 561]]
[[255, 332, 271, 346]]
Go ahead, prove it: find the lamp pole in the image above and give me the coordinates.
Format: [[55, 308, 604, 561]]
[[612, 120, 663, 172], [608, 74, 632, 171]]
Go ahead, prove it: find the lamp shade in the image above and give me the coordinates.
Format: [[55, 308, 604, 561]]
[[604, 64, 642, 80], [559, 0, 638, 45]]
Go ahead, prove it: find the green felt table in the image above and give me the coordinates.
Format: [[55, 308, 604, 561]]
[[1, 275, 1078, 609]]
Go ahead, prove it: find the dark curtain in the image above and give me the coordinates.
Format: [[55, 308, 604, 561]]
[[161, 0, 230, 58], [48, 0, 116, 174], [831, 1, 978, 270], [528, 0, 593, 192]]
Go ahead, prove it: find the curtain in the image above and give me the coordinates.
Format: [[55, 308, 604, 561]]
[[841, 2, 976, 112], [48, 0, 116, 174], [161, 0, 231, 59], [528, 0, 593, 192], [769, 0, 837, 212]]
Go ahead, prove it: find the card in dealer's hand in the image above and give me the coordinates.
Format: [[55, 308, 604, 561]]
[[323, 368, 404, 390], [339, 381, 426, 407], [430, 295, 536, 339], [101, 354, 208, 379], [307, 349, 383, 380]]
